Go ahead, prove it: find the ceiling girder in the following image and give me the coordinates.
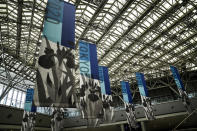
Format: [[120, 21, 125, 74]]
[[95, 0, 135, 45], [76, 0, 109, 46], [16, 0, 23, 57], [110, 4, 195, 79]]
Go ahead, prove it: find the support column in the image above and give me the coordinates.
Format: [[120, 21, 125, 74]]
[[141, 121, 146, 131], [120, 124, 124, 131]]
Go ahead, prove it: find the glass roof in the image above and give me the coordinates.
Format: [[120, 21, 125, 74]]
[[0, 0, 197, 89]]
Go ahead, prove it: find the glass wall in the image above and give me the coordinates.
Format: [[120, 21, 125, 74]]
[[0, 83, 26, 109], [1, 82, 197, 117]]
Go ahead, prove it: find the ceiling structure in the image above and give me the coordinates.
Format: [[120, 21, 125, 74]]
[[0, 0, 197, 93]]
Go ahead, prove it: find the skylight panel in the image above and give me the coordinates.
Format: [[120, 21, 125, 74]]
[[113, 28, 122, 35], [143, 20, 151, 27], [132, 9, 139, 17], [106, 13, 113, 21], [128, 13, 136, 21], [87, 6, 95, 13], [103, 17, 111, 24], [79, 5, 86, 9], [110, 4, 119, 14], [136, 4, 144, 13], [93, 30, 101, 37], [163, 1, 171, 10], [137, 26, 144, 33], [132, 32, 138, 38]]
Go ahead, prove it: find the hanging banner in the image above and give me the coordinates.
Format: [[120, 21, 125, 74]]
[[79, 41, 99, 80], [121, 81, 138, 129], [98, 66, 111, 95], [120, 81, 132, 103], [135, 73, 148, 97], [78, 41, 102, 127], [170, 66, 185, 91], [34, 37, 75, 107], [170, 66, 192, 113], [98, 66, 114, 122], [34, 0, 75, 108], [24, 88, 36, 112], [43, 0, 75, 49], [135, 73, 155, 120], [79, 75, 103, 127]]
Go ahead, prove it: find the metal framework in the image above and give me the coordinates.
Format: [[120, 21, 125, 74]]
[[0, 0, 197, 100]]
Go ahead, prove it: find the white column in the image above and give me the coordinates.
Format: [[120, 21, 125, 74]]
[[141, 121, 146, 131], [120, 124, 125, 131]]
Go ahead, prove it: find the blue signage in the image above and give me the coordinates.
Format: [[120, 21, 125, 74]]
[[79, 41, 99, 80], [43, 0, 75, 49], [24, 89, 36, 112], [98, 66, 111, 95], [170, 66, 185, 91], [120, 81, 132, 103], [135, 72, 148, 97]]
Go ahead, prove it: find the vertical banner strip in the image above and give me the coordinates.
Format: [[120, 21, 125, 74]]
[[89, 44, 99, 80], [62, 2, 75, 49], [98, 66, 111, 95], [43, 0, 75, 49], [34, 0, 75, 107], [135, 72, 148, 97], [170, 66, 185, 91], [24, 89, 36, 112], [79, 41, 91, 77], [120, 81, 132, 103], [79, 41, 99, 80], [79, 41, 102, 121]]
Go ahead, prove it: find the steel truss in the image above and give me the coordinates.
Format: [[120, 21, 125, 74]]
[[0, 0, 197, 103]]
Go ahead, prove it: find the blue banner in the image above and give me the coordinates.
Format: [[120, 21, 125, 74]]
[[43, 0, 75, 49], [98, 66, 111, 95], [120, 81, 132, 103], [170, 66, 185, 91], [79, 41, 99, 80], [24, 89, 36, 112], [135, 72, 148, 97]]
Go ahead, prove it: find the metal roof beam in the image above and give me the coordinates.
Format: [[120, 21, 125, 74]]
[[0, 16, 41, 30], [95, 0, 135, 45], [138, 33, 197, 72], [25, 0, 36, 61], [75, 0, 81, 9], [98, 0, 162, 62], [74, 0, 162, 85], [16, 0, 23, 57], [153, 36, 197, 71], [109, 3, 193, 78], [75, 0, 108, 46]]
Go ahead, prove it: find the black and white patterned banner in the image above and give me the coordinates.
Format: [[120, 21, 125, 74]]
[[78, 74, 103, 127], [34, 37, 75, 107]]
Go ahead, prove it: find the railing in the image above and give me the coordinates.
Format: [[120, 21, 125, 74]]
[[1, 81, 197, 118]]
